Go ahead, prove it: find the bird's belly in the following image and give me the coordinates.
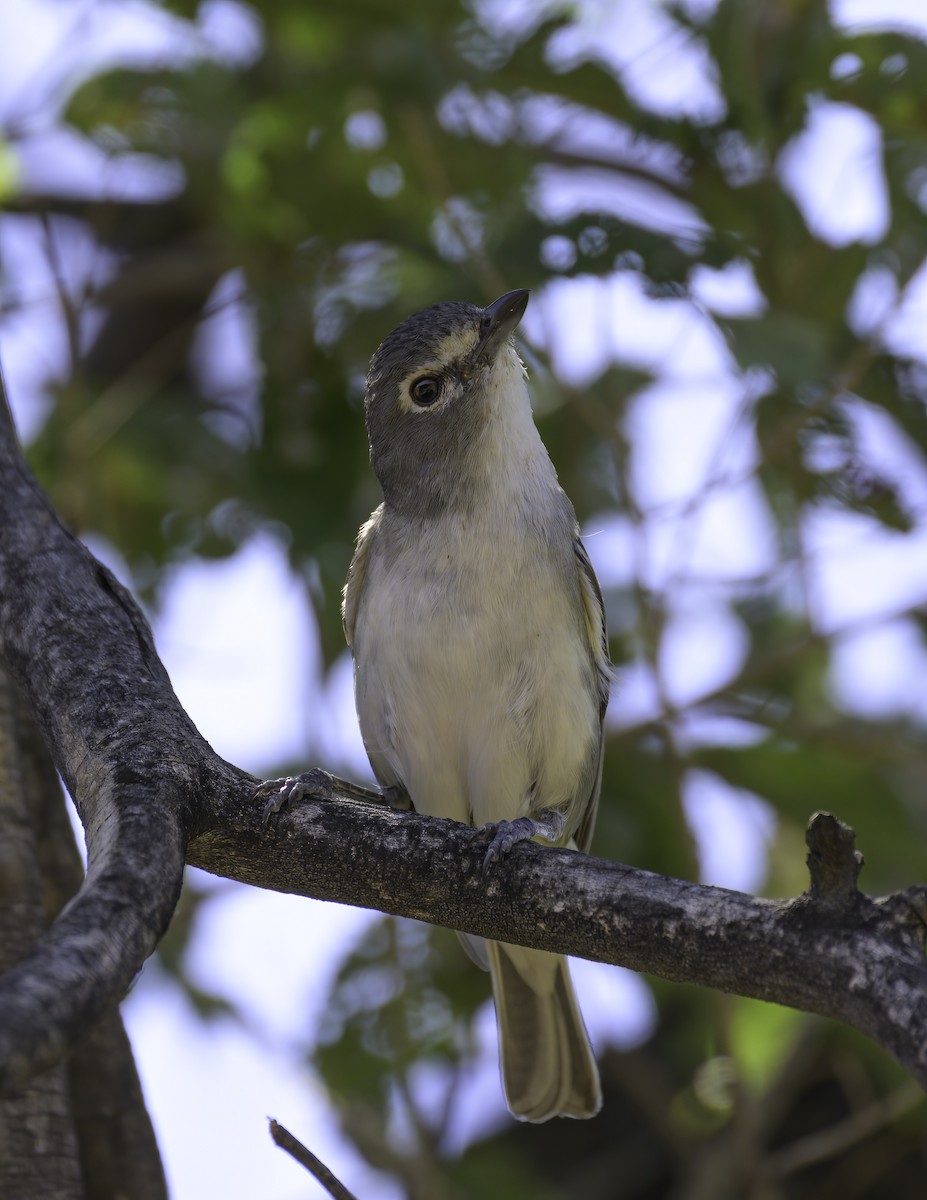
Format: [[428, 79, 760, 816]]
[[353, 542, 597, 829]]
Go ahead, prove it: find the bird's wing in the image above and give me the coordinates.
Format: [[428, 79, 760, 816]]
[[575, 536, 610, 721], [573, 536, 611, 855], [342, 505, 383, 649]]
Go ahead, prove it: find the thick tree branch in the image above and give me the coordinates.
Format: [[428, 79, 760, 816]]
[[187, 797, 927, 1089], [0, 660, 83, 1196], [0, 656, 169, 1197], [1, 376, 926, 1097], [0, 380, 188, 1093]]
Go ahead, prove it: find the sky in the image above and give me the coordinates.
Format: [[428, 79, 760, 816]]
[[3, 1, 927, 1197]]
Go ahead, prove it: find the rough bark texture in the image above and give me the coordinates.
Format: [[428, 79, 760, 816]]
[[0, 663, 83, 1198], [187, 798, 927, 1087], [23, 692, 168, 1200], [0, 428, 188, 1092], [0, 649, 169, 1198], [1, 380, 926, 1111]]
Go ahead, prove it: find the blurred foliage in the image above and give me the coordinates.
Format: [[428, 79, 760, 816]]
[[3, 0, 927, 1195]]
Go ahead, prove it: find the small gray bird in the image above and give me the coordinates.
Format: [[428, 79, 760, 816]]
[[343, 289, 610, 1122]]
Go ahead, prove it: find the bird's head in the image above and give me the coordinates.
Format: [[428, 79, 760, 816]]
[[364, 289, 532, 514]]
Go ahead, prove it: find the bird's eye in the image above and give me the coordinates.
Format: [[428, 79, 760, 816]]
[[410, 376, 442, 406]]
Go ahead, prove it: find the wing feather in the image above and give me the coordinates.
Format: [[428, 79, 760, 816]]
[[342, 504, 383, 648], [574, 537, 610, 721], [573, 536, 611, 855]]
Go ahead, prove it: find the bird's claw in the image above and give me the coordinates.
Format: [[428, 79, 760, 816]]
[[479, 810, 567, 874], [253, 770, 408, 822], [480, 817, 539, 875], [253, 768, 335, 823]]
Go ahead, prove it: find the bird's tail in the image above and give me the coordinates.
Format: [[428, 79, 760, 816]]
[[486, 940, 601, 1122]]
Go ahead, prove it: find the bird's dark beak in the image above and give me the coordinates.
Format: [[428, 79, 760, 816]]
[[473, 289, 530, 365]]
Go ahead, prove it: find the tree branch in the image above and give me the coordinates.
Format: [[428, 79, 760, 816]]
[[269, 1119, 359, 1200], [187, 796, 927, 1088], [0, 660, 84, 1196], [1, 374, 926, 1096], [5, 653, 170, 1197], [0, 376, 188, 1093]]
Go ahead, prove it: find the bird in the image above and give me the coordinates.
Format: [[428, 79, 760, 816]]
[[341, 288, 611, 1122]]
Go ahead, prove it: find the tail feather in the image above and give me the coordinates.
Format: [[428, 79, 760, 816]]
[[487, 940, 600, 1122]]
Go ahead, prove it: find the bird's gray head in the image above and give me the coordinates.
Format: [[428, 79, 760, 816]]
[[364, 289, 532, 514]]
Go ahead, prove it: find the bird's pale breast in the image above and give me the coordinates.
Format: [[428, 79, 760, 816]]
[[353, 508, 599, 833]]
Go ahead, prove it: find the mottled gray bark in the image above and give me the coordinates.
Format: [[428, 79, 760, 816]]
[[1, 377, 926, 1113], [189, 799, 927, 1088], [0, 662, 83, 1198], [0, 388, 188, 1098], [0, 645, 168, 1197]]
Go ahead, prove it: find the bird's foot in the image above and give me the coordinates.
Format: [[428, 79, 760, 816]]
[[253, 769, 334, 823], [253, 769, 408, 824], [480, 810, 565, 874]]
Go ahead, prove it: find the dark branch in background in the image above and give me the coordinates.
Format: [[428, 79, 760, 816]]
[[762, 1080, 923, 1181], [1, 371, 926, 1099]]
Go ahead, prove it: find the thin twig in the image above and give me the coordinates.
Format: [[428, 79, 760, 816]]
[[40, 211, 82, 371], [268, 1119, 360, 1200], [764, 1082, 924, 1179]]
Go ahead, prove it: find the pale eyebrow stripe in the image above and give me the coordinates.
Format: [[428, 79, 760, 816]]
[[396, 326, 479, 409]]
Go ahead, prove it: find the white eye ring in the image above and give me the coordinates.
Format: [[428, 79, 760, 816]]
[[410, 375, 442, 406]]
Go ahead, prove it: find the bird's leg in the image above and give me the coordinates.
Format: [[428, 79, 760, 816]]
[[481, 809, 565, 874], [253, 768, 411, 824]]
